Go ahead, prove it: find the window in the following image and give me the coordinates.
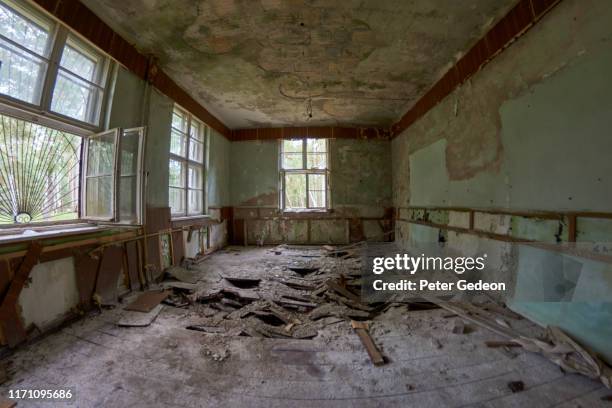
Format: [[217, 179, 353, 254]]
[[0, 113, 80, 224], [280, 138, 329, 211], [169, 105, 207, 217], [0, 0, 109, 127], [82, 127, 145, 223]]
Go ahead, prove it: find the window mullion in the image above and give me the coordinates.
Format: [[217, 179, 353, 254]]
[[185, 114, 191, 214], [40, 26, 66, 112]]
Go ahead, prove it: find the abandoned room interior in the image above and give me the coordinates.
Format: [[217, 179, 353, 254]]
[[0, 0, 611, 406]]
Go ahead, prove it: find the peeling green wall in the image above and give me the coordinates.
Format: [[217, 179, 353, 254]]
[[230, 140, 279, 207], [331, 139, 392, 217], [230, 138, 391, 211], [392, 0, 612, 362], [208, 129, 231, 207]]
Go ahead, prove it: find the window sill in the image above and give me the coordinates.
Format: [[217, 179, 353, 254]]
[[282, 209, 330, 214], [171, 215, 210, 221], [0, 223, 110, 245]]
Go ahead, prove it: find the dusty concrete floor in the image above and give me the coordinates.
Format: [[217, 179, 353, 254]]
[[0, 246, 609, 407]]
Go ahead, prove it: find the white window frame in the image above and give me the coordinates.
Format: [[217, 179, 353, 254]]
[[168, 105, 208, 218], [81, 127, 145, 224], [0, 0, 112, 133], [279, 138, 330, 212]]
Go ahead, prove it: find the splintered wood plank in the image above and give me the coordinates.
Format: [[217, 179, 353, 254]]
[[0, 241, 43, 347], [124, 290, 171, 312], [95, 245, 125, 305], [118, 304, 163, 327], [351, 320, 385, 366], [325, 279, 361, 302], [125, 240, 141, 290], [74, 249, 101, 307]]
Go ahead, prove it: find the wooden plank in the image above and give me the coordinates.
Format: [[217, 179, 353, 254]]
[[172, 230, 184, 266], [94, 245, 124, 305], [124, 290, 171, 312], [351, 321, 385, 366], [124, 240, 141, 290], [73, 249, 101, 307], [325, 279, 361, 302], [0, 241, 43, 347], [117, 304, 163, 327]]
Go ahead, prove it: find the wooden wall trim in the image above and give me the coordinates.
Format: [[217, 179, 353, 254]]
[[31, 0, 231, 138], [230, 126, 392, 141], [390, 0, 562, 138]]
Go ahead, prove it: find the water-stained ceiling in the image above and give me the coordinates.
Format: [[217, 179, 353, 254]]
[[82, 0, 516, 128]]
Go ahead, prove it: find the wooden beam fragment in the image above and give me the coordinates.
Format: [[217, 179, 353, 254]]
[[0, 241, 43, 347], [351, 320, 385, 366]]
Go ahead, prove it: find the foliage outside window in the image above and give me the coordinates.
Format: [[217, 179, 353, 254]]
[[280, 138, 328, 211], [169, 105, 207, 217], [0, 113, 80, 224], [0, 0, 109, 127]]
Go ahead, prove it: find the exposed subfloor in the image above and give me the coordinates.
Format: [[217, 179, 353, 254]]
[[1, 246, 609, 407]]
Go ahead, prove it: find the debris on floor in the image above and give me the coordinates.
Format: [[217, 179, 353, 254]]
[[124, 290, 171, 312], [117, 304, 164, 327]]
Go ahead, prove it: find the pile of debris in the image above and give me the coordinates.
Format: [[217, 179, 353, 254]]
[[115, 243, 612, 382]]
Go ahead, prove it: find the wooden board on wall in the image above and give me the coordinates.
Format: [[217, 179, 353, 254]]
[[124, 240, 141, 291], [74, 249, 101, 308], [94, 246, 124, 305], [172, 230, 184, 266]]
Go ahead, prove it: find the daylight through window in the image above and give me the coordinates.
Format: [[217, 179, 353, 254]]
[[0, 113, 80, 224], [0, 0, 109, 127], [280, 138, 328, 210], [169, 105, 207, 217]]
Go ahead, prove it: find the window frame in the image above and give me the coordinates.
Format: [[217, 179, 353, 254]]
[[279, 138, 330, 212], [80, 126, 146, 225], [0, 0, 112, 133], [168, 105, 208, 218]]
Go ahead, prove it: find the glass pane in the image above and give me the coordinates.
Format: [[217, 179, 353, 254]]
[[169, 186, 185, 215], [87, 133, 115, 176], [172, 109, 188, 133], [0, 38, 47, 104], [119, 175, 136, 220], [168, 159, 185, 188], [86, 175, 112, 218], [60, 37, 104, 84], [0, 1, 52, 56], [308, 189, 325, 208], [51, 69, 102, 123], [0, 114, 80, 225], [170, 128, 186, 157], [190, 119, 205, 142], [308, 173, 325, 190], [188, 189, 203, 215], [188, 164, 202, 189], [282, 152, 302, 170], [307, 138, 326, 153], [282, 139, 302, 153], [285, 173, 306, 209], [120, 129, 140, 176], [307, 153, 327, 169], [308, 174, 326, 208], [189, 139, 203, 163]]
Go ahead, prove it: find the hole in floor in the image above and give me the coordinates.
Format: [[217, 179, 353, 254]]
[[288, 267, 319, 276], [254, 313, 286, 327], [223, 277, 261, 289]]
